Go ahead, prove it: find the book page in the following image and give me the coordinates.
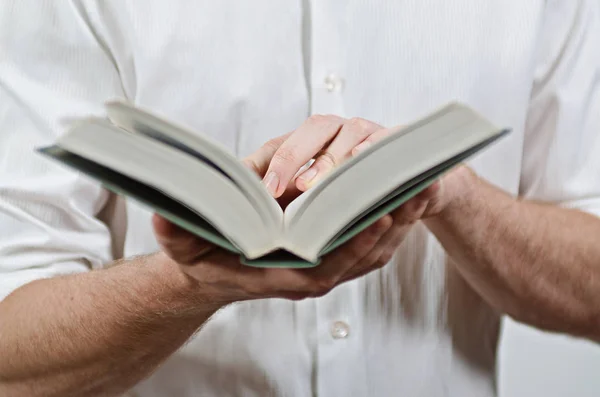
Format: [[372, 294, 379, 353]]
[[281, 103, 507, 261], [105, 100, 284, 228], [55, 119, 281, 258]]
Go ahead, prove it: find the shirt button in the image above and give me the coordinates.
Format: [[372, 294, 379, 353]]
[[330, 321, 350, 339], [324, 73, 344, 92]]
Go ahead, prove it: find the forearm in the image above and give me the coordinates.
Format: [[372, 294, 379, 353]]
[[0, 252, 222, 397], [426, 169, 600, 339]]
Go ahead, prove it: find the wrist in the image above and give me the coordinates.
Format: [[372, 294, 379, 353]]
[[149, 251, 227, 315], [428, 164, 519, 228], [436, 164, 481, 218]]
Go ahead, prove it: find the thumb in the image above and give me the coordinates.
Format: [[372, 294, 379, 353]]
[[152, 214, 215, 265]]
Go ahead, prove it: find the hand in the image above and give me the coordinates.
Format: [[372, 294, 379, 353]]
[[152, 209, 411, 304], [245, 114, 467, 216], [244, 115, 387, 197], [151, 162, 471, 305], [153, 114, 470, 305]]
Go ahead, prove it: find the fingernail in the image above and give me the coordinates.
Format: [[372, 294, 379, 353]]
[[353, 141, 372, 155], [298, 167, 318, 184], [263, 172, 280, 196]]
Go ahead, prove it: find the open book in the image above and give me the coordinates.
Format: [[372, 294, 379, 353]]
[[38, 101, 509, 267]]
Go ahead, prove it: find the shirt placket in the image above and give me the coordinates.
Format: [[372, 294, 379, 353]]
[[306, 2, 367, 396]]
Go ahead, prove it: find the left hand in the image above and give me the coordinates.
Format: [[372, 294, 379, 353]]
[[244, 115, 386, 197], [244, 114, 469, 220]]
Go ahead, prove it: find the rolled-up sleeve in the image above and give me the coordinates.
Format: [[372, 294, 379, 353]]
[[519, 0, 600, 216], [0, 1, 125, 300]]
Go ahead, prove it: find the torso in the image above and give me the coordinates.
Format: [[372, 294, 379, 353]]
[[86, 1, 545, 395]]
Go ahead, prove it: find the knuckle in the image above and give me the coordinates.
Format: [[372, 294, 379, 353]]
[[378, 252, 394, 267], [377, 214, 394, 231], [347, 117, 372, 131], [312, 277, 337, 296], [361, 252, 387, 270], [392, 204, 420, 225], [350, 235, 376, 257], [342, 124, 371, 142], [317, 151, 337, 167], [307, 114, 328, 124], [379, 215, 394, 230], [365, 233, 381, 248], [375, 257, 388, 269], [264, 137, 283, 152], [308, 114, 343, 128], [367, 217, 392, 237], [272, 146, 298, 165], [243, 282, 266, 298]]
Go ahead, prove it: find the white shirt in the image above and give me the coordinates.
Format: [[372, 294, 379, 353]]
[[1, 1, 599, 396]]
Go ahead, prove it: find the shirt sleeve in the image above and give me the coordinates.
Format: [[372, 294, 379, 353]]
[[519, 0, 600, 217], [0, 1, 126, 300]]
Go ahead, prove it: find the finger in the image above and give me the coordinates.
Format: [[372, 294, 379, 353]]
[[388, 190, 434, 225], [263, 115, 346, 197], [240, 215, 388, 300], [296, 118, 383, 191], [338, 252, 389, 283], [182, 216, 394, 303], [276, 180, 303, 210], [298, 215, 393, 297], [351, 127, 394, 156], [315, 215, 393, 275], [417, 180, 442, 200], [242, 131, 293, 177], [179, 250, 278, 304], [152, 214, 215, 264], [339, 220, 412, 283]]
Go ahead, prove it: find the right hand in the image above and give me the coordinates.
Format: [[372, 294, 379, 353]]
[[152, 211, 402, 305], [243, 116, 387, 198]]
